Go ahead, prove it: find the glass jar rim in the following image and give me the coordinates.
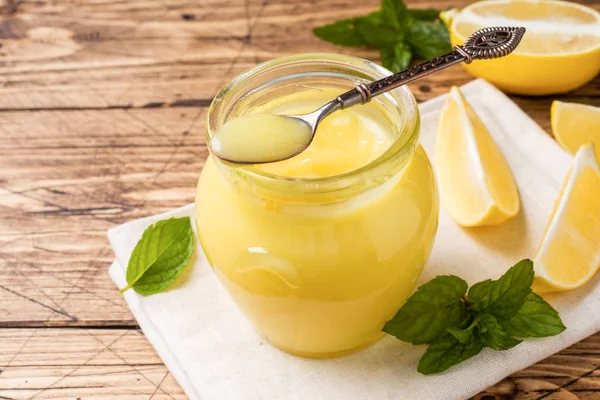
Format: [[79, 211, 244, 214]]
[[206, 53, 420, 203]]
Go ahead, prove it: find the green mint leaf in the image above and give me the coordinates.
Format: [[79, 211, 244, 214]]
[[478, 314, 522, 350], [121, 217, 195, 296], [472, 259, 535, 319], [380, 0, 407, 28], [381, 42, 412, 72], [467, 279, 492, 303], [408, 9, 441, 21], [383, 275, 468, 344], [418, 333, 484, 375], [447, 318, 477, 344], [356, 12, 404, 48], [447, 326, 473, 345], [407, 21, 452, 59], [312, 18, 367, 47], [362, 10, 383, 24], [500, 293, 566, 338]]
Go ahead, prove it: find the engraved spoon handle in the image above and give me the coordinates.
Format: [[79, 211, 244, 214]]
[[335, 26, 526, 108]]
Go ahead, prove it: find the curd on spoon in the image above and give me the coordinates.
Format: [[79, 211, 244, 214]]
[[209, 113, 313, 164]]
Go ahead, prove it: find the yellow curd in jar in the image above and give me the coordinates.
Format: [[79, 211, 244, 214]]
[[196, 86, 438, 358]]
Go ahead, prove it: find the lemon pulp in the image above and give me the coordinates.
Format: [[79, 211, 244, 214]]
[[436, 86, 520, 227], [533, 144, 600, 293], [449, 0, 600, 95], [551, 101, 600, 163]]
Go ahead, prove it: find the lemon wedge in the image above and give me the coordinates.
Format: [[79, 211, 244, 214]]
[[533, 144, 600, 293], [436, 86, 520, 227], [448, 0, 600, 95], [551, 101, 600, 162]]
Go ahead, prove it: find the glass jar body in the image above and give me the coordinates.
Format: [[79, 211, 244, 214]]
[[196, 148, 438, 357], [196, 54, 439, 357]]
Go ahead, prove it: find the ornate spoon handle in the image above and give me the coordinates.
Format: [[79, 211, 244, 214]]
[[336, 26, 526, 107]]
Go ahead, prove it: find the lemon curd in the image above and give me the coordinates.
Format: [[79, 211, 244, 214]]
[[195, 55, 439, 358], [210, 113, 314, 163], [254, 89, 392, 178]]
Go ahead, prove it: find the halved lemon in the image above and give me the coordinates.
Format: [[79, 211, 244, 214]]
[[551, 101, 600, 162], [533, 144, 600, 293], [448, 0, 600, 95], [436, 86, 520, 227]]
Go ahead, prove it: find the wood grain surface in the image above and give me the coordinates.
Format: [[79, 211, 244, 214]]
[[0, 0, 599, 398]]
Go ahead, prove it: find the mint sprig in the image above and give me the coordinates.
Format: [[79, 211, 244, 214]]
[[383, 259, 566, 374], [312, 0, 450, 72], [120, 217, 195, 296]]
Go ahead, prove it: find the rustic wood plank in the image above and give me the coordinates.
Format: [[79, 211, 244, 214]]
[[0, 329, 598, 399], [0, 0, 594, 110], [0, 329, 186, 399], [0, 108, 206, 326]]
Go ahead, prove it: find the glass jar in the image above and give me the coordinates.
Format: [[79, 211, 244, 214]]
[[196, 54, 439, 358]]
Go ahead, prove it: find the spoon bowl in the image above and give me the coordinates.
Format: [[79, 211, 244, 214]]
[[209, 101, 341, 164], [209, 113, 314, 164]]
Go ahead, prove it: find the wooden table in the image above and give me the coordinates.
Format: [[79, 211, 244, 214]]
[[1, 0, 599, 398]]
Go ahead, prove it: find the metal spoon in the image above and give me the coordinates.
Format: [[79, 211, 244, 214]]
[[210, 26, 526, 164]]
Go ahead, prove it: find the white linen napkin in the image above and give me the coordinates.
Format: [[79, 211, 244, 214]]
[[108, 79, 600, 400]]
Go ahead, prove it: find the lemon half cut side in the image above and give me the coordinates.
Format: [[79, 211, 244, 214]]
[[449, 0, 600, 95]]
